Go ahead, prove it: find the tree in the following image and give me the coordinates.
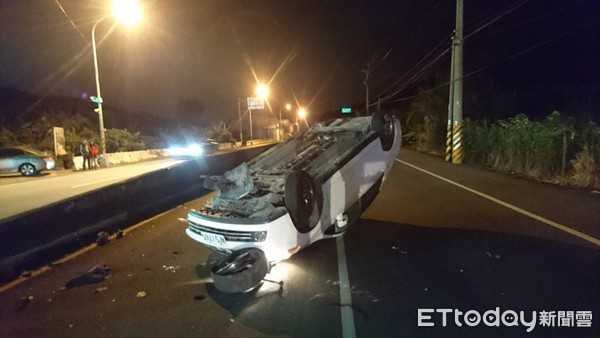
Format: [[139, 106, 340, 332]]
[[105, 128, 146, 153], [405, 86, 447, 154]]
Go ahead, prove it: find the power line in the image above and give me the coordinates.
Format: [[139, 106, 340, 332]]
[[53, 0, 90, 45], [388, 15, 600, 104]]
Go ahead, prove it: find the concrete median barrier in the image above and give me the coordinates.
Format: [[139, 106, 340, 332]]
[[0, 144, 275, 284]]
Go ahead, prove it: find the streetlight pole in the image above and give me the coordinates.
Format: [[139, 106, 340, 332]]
[[90, 0, 142, 159], [249, 108, 253, 143], [92, 18, 107, 156]]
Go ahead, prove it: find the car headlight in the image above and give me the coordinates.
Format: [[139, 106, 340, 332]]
[[187, 144, 203, 156]]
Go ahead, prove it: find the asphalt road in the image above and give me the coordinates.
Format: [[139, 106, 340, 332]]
[[0, 159, 186, 220], [0, 148, 598, 337]]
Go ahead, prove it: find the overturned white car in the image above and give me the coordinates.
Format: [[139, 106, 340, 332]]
[[186, 110, 401, 292]]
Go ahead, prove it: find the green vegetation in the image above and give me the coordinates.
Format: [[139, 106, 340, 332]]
[[0, 88, 217, 161], [401, 78, 600, 190], [464, 112, 600, 189]]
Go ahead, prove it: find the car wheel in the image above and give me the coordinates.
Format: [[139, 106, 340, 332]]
[[371, 110, 395, 151], [284, 170, 323, 233], [18, 163, 37, 176], [211, 248, 269, 293]]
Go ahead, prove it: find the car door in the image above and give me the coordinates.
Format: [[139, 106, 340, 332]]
[[0, 148, 20, 173]]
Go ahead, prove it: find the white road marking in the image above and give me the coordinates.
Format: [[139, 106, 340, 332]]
[[0, 209, 172, 293], [71, 176, 128, 188], [397, 159, 600, 247], [337, 236, 356, 338]]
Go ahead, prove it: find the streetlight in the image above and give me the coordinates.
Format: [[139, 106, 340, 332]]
[[298, 107, 308, 131], [256, 84, 269, 100], [92, 0, 142, 158]]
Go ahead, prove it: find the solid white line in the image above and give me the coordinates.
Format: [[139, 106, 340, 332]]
[[0, 209, 172, 293], [337, 236, 356, 338], [397, 159, 600, 247], [71, 176, 127, 188]]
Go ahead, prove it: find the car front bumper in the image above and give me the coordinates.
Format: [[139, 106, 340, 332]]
[[186, 210, 315, 263]]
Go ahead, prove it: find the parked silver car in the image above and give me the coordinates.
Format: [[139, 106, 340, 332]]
[[0, 146, 56, 176]]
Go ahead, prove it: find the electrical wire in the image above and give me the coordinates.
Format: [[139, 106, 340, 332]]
[[387, 15, 600, 103], [464, 0, 530, 40], [53, 0, 90, 45], [371, 0, 581, 107]]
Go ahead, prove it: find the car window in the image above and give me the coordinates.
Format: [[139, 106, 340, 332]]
[[0, 148, 25, 157]]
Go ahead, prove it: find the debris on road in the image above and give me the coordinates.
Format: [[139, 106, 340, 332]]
[[17, 295, 34, 311], [96, 231, 110, 246], [136, 291, 147, 298], [20, 270, 32, 278], [163, 265, 178, 273], [65, 264, 111, 289], [193, 295, 206, 301], [115, 230, 124, 239], [392, 247, 408, 254], [94, 286, 108, 294], [485, 251, 502, 259]]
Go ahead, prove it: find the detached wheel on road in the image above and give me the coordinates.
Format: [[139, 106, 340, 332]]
[[211, 248, 269, 293], [19, 163, 36, 176], [285, 170, 323, 233], [371, 110, 396, 151]]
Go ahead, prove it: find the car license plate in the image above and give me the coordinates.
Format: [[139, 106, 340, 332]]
[[200, 232, 226, 246]]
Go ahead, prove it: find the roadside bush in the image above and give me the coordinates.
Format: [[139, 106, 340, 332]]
[[0, 127, 17, 146], [105, 128, 146, 153], [569, 148, 599, 189], [464, 112, 575, 179]]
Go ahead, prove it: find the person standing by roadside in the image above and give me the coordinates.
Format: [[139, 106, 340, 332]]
[[90, 142, 99, 169], [79, 140, 91, 170]]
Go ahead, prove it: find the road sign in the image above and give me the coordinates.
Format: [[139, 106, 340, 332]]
[[90, 96, 103, 104], [341, 107, 352, 114], [247, 97, 264, 110]]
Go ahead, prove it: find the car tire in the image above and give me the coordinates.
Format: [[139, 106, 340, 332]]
[[18, 163, 36, 176], [284, 170, 323, 233], [211, 248, 269, 293], [371, 110, 395, 151]]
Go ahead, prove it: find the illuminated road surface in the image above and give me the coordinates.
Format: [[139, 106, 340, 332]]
[[0, 149, 598, 337], [0, 159, 185, 220]]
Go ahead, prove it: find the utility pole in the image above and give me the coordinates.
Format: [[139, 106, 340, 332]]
[[249, 108, 253, 144], [362, 66, 371, 116], [237, 98, 243, 146], [446, 32, 456, 162], [451, 0, 464, 164]]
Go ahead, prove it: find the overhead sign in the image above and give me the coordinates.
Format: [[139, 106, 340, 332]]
[[341, 107, 352, 114], [247, 97, 264, 110]]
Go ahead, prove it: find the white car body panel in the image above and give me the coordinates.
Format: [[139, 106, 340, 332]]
[[187, 114, 401, 263]]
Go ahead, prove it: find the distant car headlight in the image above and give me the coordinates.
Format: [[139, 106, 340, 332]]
[[187, 143, 204, 156], [168, 146, 185, 157], [168, 144, 204, 157]]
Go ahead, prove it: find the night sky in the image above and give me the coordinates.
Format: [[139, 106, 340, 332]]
[[0, 0, 598, 124]]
